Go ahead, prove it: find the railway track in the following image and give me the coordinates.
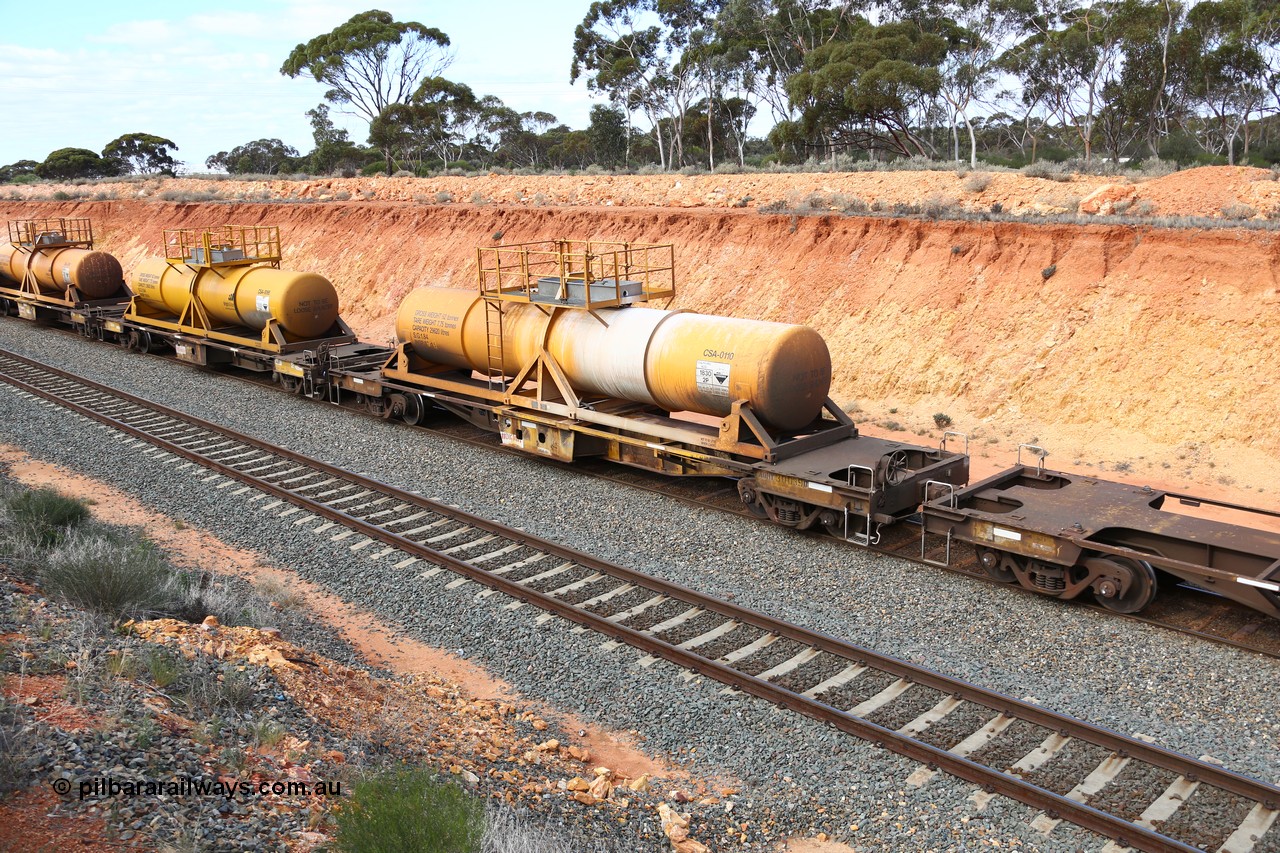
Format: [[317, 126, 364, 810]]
[[0, 347, 1277, 852]]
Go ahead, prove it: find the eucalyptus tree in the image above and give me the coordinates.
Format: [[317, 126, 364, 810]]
[[282, 10, 452, 168], [306, 104, 364, 174], [786, 17, 950, 158], [204, 140, 299, 175], [713, 0, 861, 122], [102, 133, 180, 175], [587, 104, 630, 167], [36, 148, 118, 180], [572, 0, 726, 169], [1094, 0, 1187, 159], [1181, 0, 1276, 162], [572, 1, 674, 167], [1003, 0, 1146, 162], [408, 77, 485, 167]]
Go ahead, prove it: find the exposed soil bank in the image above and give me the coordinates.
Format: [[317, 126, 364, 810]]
[[1, 197, 1275, 507], [12, 164, 1280, 219]]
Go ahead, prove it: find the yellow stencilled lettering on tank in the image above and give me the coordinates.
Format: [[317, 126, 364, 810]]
[[137, 271, 161, 285], [412, 309, 461, 336], [702, 348, 735, 360]]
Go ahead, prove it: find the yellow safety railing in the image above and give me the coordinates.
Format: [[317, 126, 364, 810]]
[[8, 217, 94, 248], [476, 239, 675, 309], [164, 225, 281, 267]]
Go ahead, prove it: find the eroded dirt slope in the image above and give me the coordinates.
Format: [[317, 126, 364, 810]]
[[12, 164, 1280, 219], [1, 188, 1275, 505]]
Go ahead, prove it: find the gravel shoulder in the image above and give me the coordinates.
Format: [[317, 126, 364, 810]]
[[1, 319, 1277, 849]]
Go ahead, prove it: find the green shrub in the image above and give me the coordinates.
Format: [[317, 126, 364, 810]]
[[146, 647, 185, 688], [7, 488, 90, 548], [335, 767, 484, 853], [1221, 203, 1257, 220], [40, 527, 171, 617], [181, 661, 255, 714], [933, 413, 953, 428], [253, 717, 286, 747], [1022, 161, 1075, 182], [131, 715, 160, 749], [160, 572, 266, 627]]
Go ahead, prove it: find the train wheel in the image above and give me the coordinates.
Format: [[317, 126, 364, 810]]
[[819, 510, 868, 542], [128, 330, 153, 353], [1086, 557, 1158, 614], [737, 479, 769, 519], [975, 546, 1018, 583], [401, 393, 425, 426]]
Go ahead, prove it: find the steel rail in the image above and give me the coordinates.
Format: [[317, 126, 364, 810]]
[[2, 350, 1277, 851]]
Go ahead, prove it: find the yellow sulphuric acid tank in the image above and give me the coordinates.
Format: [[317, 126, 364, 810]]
[[130, 258, 340, 339], [395, 286, 832, 431], [0, 243, 124, 299]]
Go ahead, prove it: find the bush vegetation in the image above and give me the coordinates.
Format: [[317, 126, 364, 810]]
[[0, 699, 35, 794], [334, 766, 484, 853], [2, 485, 270, 625], [40, 528, 172, 618], [6, 487, 89, 548]]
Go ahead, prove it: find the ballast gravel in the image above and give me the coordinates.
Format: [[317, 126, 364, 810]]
[[1, 321, 1278, 851]]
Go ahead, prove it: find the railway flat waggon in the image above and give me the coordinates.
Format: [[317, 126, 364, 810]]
[[923, 451, 1280, 617]]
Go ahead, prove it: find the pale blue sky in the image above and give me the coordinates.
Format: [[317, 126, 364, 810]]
[[0, 1, 602, 172]]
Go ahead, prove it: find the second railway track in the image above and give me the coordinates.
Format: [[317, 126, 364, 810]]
[[1, 347, 1278, 852]]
